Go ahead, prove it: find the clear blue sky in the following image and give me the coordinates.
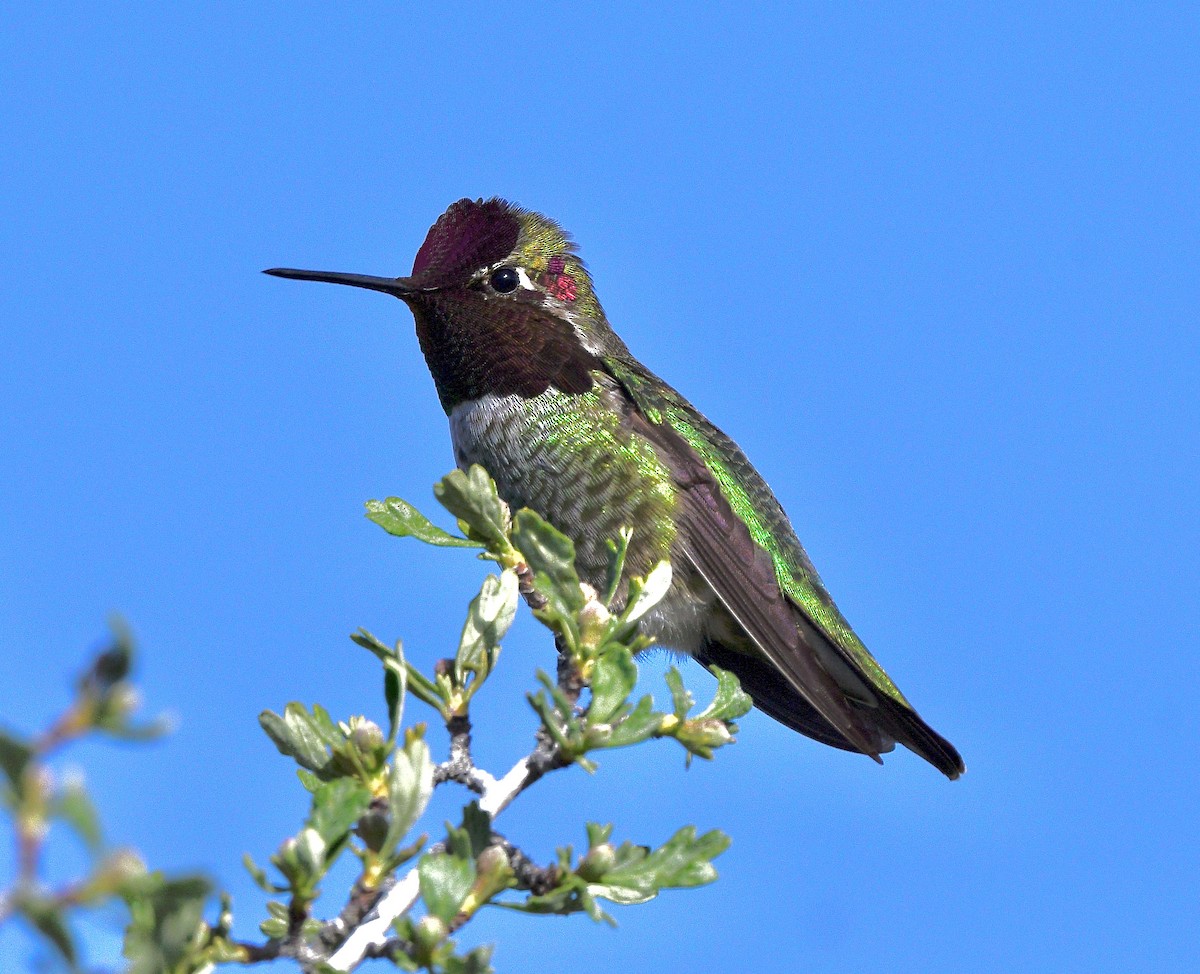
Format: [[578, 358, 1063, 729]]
[[2, 5, 1197, 972]]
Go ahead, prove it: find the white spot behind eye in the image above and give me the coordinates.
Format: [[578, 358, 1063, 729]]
[[475, 262, 539, 294]]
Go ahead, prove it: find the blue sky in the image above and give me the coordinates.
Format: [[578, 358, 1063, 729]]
[[2, 4, 1197, 971]]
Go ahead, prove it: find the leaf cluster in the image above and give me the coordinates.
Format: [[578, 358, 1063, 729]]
[[505, 822, 730, 926], [3, 466, 750, 973], [237, 467, 748, 969]]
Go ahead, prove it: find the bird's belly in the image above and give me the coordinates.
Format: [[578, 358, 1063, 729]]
[[448, 390, 714, 653]]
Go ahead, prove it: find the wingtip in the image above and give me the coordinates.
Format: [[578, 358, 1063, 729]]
[[935, 748, 966, 780]]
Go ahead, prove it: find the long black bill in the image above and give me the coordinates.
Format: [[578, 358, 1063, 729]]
[[263, 267, 421, 298]]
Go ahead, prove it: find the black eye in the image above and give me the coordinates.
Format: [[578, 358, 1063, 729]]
[[489, 266, 520, 293]]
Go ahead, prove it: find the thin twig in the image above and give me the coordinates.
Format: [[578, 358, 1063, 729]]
[[361, 936, 412, 961], [326, 864, 421, 969], [320, 878, 392, 952], [231, 939, 283, 963], [224, 555, 581, 970], [514, 562, 548, 612], [328, 731, 570, 970], [491, 836, 558, 895], [433, 712, 489, 793], [555, 636, 585, 708]]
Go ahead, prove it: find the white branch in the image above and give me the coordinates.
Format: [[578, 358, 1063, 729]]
[[479, 756, 532, 816], [328, 753, 538, 970], [327, 869, 419, 969]]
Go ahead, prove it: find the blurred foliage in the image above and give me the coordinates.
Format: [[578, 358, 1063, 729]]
[[0, 625, 215, 973]]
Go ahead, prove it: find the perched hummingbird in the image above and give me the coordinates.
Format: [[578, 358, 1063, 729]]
[[266, 198, 964, 778]]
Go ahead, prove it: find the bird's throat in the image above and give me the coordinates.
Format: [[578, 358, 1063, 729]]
[[407, 293, 601, 413]]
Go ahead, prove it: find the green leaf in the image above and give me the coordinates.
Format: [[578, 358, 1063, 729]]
[[458, 802, 493, 860], [55, 774, 104, 851], [502, 874, 613, 926], [526, 672, 589, 766], [356, 637, 449, 717], [384, 668, 403, 743], [444, 944, 496, 974], [18, 895, 77, 965], [308, 703, 342, 744], [433, 465, 512, 551], [307, 778, 373, 848], [350, 627, 393, 658], [259, 912, 288, 939], [120, 872, 212, 974], [383, 735, 434, 858], [259, 704, 336, 774], [455, 570, 519, 692], [0, 729, 33, 789], [588, 646, 638, 723], [664, 666, 694, 719], [511, 510, 583, 612], [243, 853, 286, 894], [599, 826, 730, 896], [294, 827, 327, 876], [602, 527, 633, 605], [418, 852, 476, 925], [510, 510, 585, 653], [259, 899, 289, 940], [297, 768, 322, 793], [586, 822, 614, 848], [350, 633, 412, 738], [403, 663, 452, 716], [366, 497, 482, 548], [525, 690, 568, 749], [620, 560, 672, 626], [595, 696, 662, 749], [93, 712, 175, 742], [696, 666, 753, 722]]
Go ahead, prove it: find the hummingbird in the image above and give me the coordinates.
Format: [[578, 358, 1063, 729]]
[[266, 198, 964, 779]]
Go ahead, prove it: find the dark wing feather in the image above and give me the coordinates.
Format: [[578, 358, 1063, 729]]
[[627, 408, 888, 758], [694, 638, 865, 751], [606, 356, 965, 778]]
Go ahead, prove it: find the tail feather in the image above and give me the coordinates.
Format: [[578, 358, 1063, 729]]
[[869, 693, 965, 780], [697, 638, 965, 780]]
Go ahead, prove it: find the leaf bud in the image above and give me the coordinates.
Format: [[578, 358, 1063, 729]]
[[346, 716, 386, 761], [578, 595, 612, 651], [577, 842, 617, 881], [412, 914, 448, 957], [355, 799, 390, 853]]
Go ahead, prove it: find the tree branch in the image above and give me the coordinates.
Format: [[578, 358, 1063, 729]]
[[327, 726, 570, 970]]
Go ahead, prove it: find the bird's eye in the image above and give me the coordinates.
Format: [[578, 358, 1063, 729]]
[[489, 266, 520, 293]]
